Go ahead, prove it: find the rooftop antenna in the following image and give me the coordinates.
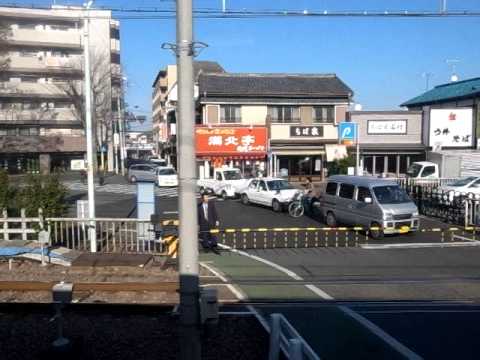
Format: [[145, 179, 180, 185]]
[[446, 59, 460, 82], [422, 72, 434, 91]]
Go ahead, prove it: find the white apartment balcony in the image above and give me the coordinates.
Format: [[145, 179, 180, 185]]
[[7, 55, 82, 75], [9, 28, 81, 49], [0, 82, 70, 99], [0, 108, 78, 124]]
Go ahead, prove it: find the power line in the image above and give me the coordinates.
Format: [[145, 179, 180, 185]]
[[1, 3, 480, 19]]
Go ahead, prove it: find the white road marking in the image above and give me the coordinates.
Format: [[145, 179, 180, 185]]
[[339, 305, 423, 360], [217, 243, 333, 300], [200, 261, 246, 301], [452, 234, 478, 242], [361, 241, 480, 249]]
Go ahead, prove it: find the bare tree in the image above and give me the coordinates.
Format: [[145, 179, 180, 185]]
[[0, 21, 11, 73], [58, 49, 115, 170]]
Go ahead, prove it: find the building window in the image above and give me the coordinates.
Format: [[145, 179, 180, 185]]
[[220, 105, 241, 123], [6, 129, 17, 136], [19, 50, 38, 57], [268, 106, 300, 123], [111, 52, 121, 64], [110, 27, 120, 39], [50, 24, 71, 31], [18, 23, 37, 30], [313, 106, 335, 123], [0, 129, 6, 136], [20, 76, 39, 83]]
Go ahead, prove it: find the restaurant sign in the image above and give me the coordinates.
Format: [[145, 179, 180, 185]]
[[196, 126, 267, 155], [290, 126, 324, 137]]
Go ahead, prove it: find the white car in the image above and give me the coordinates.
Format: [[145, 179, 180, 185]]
[[156, 167, 178, 187], [240, 178, 299, 212], [440, 176, 480, 197]]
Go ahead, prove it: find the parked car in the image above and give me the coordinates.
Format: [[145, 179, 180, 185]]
[[149, 157, 168, 167], [240, 178, 299, 212], [439, 176, 480, 197], [198, 167, 250, 199], [156, 167, 178, 187], [320, 175, 419, 238], [127, 164, 158, 183]]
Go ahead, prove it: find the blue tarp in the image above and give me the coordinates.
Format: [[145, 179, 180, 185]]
[[0, 247, 66, 260]]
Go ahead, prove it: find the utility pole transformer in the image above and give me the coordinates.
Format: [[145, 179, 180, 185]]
[[176, 0, 201, 359]]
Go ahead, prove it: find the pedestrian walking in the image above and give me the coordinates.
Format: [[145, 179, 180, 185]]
[[198, 194, 220, 254]]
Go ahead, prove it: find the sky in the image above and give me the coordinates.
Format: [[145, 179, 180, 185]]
[[2, 0, 480, 130]]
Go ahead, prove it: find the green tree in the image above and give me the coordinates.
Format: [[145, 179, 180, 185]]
[[18, 174, 67, 217], [0, 169, 13, 211], [327, 155, 356, 176]]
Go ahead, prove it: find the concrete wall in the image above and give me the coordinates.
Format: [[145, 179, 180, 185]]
[[241, 105, 267, 125]]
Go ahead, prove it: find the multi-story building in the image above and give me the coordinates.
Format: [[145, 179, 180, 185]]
[[151, 61, 224, 166], [197, 72, 353, 179], [0, 5, 121, 174]]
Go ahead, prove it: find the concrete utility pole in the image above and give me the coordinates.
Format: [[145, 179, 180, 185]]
[[117, 94, 126, 176], [176, 0, 201, 359], [84, 0, 97, 252]]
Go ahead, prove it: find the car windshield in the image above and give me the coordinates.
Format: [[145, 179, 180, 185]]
[[158, 168, 176, 175], [449, 177, 478, 187], [373, 185, 411, 204], [224, 171, 242, 180], [267, 180, 294, 191], [406, 163, 422, 177]]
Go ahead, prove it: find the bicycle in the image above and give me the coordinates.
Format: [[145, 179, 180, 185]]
[[288, 192, 305, 218]]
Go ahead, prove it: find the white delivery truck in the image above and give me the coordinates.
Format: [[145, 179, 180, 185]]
[[197, 167, 250, 199], [406, 152, 462, 179]]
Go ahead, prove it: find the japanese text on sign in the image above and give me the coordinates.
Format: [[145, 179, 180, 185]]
[[367, 120, 407, 134], [289, 126, 324, 137], [196, 126, 267, 155], [429, 109, 473, 148]]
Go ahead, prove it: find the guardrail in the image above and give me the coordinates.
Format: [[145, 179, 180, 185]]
[[269, 313, 320, 360]]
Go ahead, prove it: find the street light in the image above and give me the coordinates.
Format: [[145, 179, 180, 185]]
[[83, 0, 96, 252]]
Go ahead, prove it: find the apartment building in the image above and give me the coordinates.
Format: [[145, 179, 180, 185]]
[[0, 6, 121, 174], [151, 61, 224, 166], [197, 72, 353, 178]]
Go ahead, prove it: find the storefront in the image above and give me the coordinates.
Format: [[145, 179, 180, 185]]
[[348, 111, 425, 176], [195, 126, 267, 178], [270, 124, 340, 179]]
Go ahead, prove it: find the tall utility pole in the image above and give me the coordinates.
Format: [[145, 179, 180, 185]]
[[84, 1, 96, 252], [441, 0, 447, 13], [176, 0, 201, 359], [117, 94, 126, 176]]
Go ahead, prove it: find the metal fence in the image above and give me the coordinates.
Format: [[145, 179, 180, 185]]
[[0, 209, 175, 255], [269, 313, 321, 360]]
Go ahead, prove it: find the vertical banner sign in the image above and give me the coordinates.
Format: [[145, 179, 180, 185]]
[[338, 122, 357, 145]]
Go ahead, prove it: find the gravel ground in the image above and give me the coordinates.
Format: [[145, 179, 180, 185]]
[[0, 304, 268, 360], [0, 259, 236, 304]]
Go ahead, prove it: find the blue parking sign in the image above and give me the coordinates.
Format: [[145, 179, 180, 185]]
[[339, 122, 357, 141]]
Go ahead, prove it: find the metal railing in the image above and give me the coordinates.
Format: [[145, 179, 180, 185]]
[[269, 313, 320, 360], [0, 209, 43, 241]]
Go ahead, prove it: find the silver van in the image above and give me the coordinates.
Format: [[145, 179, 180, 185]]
[[127, 164, 158, 183], [320, 175, 419, 238]]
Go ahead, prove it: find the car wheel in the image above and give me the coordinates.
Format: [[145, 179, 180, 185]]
[[326, 212, 337, 227], [129, 175, 137, 184], [241, 194, 249, 205], [272, 199, 282, 212], [369, 222, 384, 239], [221, 191, 228, 200]]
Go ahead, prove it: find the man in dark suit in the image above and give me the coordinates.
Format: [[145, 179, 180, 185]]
[[198, 194, 220, 254]]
